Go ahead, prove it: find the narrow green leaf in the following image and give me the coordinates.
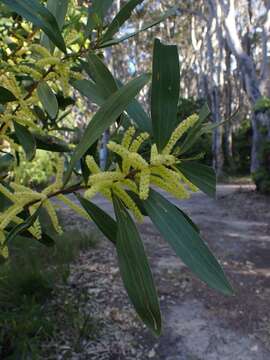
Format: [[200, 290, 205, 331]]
[[2, 0, 66, 53], [71, 79, 106, 106], [64, 73, 150, 184], [33, 133, 71, 153], [176, 207, 200, 233], [102, 0, 144, 43], [77, 64, 152, 133], [113, 194, 162, 335], [116, 79, 152, 133], [5, 206, 41, 245], [100, 6, 177, 47], [37, 81, 58, 119], [176, 162, 216, 198], [0, 86, 16, 104], [76, 194, 117, 244], [14, 122, 36, 161], [151, 39, 180, 151], [86, 54, 118, 97], [87, 0, 114, 31], [42, 0, 69, 52], [143, 189, 233, 295]]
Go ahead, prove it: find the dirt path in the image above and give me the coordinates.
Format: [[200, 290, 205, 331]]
[[49, 185, 270, 360]]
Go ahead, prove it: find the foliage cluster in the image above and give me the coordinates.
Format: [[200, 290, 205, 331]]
[[0, 0, 233, 336]]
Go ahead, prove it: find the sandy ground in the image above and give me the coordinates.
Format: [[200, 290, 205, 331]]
[[46, 185, 270, 360]]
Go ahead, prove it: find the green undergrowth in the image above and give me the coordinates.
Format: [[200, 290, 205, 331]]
[[0, 228, 98, 359]]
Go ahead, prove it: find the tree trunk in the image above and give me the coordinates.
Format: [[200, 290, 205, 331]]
[[220, 0, 270, 191]]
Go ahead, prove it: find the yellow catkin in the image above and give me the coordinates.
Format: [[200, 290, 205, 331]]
[[112, 184, 143, 222], [43, 199, 62, 234], [109, 133, 149, 170], [16, 65, 42, 80], [107, 141, 129, 159], [122, 179, 138, 193], [57, 194, 90, 220], [139, 168, 150, 200], [122, 126, 136, 149], [151, 166, 189, 198], [36, 57, 61, 67], [129, 132, 149, 153], [86, 156, 100, 174], [0, 230, 8, 259], [84, 184, 101, 200], [30, 44, 51, 58], [162, 114, 199, 155], [89, 171, 124, 185], [0, 183, 16, 202], [0, 204, 23, 230], [150, 153, 175, 166]]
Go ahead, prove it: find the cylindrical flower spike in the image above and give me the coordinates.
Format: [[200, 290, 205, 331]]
[[122, 126, 136, 149], [162, 114, 199, 155]]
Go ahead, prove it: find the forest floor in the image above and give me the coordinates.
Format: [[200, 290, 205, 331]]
[[44, 184, 270, 360]]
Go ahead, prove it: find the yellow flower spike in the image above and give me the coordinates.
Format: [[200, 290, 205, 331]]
[[0, 204, 23, 230], [162, 114, 199, 155], [150, 153, 176, 167], [0, 183, 16, 202], [129, 132, 149, 153], [43, 199, 62, 234], [13, 216, 42, 240], [55, 157, 64, 189], [121, 126, 136, 149], [84, 184, 101, 200], [89, 171, 124, 185], [16, 65, 42, 80], [42, 157, 64, 196], [86, 156, 100, 174], [151, 166, 190, 198], [139, 168, 151, 200], [112, 184, 143, 222], [122, 179, 138, 194], [127, 152, 148, 170], [57, 194, 90, 220], [0, 230, 5, 244], [176, 171, 198, 192], [150, 175, 189, 199], [30, 44, 51, 58], [36, 57, 61, 68], [0, 230, 8, 259], [107, 141, 130, 159]]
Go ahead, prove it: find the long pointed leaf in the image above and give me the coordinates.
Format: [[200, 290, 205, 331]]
[[42, 0, 69, 52], [2, 0, 66, 53], [64, 73, 150, 184], [151, 39, 180, 151], [100, 6, 177, 47], [176, 162, 216, 198], [143, 189, 233, 295], [14, 122, 36, 161], [102, 0, 144, 43], [76, 194, 117, 244], [37, 82, 58, 119], [113, 194, 162, 335]]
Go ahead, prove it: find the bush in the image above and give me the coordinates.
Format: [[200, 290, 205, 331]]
[[252, 140, 270, 194], [231, 120, 252, 175], [15, 150, 56, 188]]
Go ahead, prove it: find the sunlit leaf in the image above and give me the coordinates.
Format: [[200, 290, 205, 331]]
[[2, 0, 66, 53]]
